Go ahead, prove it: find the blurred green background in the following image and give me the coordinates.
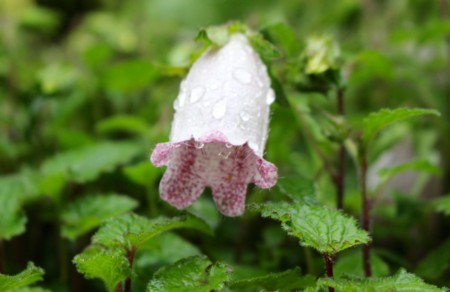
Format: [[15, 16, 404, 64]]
[[0, 0, 449, 290]]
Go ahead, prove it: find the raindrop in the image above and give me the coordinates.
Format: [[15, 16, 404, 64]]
[[178, 92, 187, 107], [189, 86, 205, 103], [266, 89, 275, 105], [225, 143, 233, 148], [233, 68, 252, 84], [212, 100, 227, 119], [240, 111, 250, 122]]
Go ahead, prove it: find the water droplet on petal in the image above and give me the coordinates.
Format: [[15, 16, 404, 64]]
[[173, 99, 179, 110], [233, 68, 252, 84], [212, 100, 227, 119], [240, 111, 250, 122], [178, 92, 187, 107], [266, 89, 275, 105], [225, 143, 233, 148], [189, 86, 205, 103]]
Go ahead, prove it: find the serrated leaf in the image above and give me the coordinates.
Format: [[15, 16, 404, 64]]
[[73, 246, 131, 292], [378, 159, 441, 182], [0, 262, 45, 291], [146, 255, 230, 292], [229, 267, 315, 291], [249, 34, 282, 61], [318, 269, 446, 292], [61, 194, 138, 241], [93, 213, 212, 250], [362, 108, 440, 146], [433, 195, 450, 216], [96, 115, 149, 136], [277, 177, 317, 205], [416, 238, 450, 280], [40, 141, 141, 190], [254, 202, 370, 254]]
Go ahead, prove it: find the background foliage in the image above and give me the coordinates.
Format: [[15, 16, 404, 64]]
[[0, 0, 449, 291]]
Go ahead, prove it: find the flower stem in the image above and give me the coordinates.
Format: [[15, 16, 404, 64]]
[[125, 248, 136, 292], [360, 150, 372, 277], [335, 87, 346, 210], [323, 253, 335, 292]]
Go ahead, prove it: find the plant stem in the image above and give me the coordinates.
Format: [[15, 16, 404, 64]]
[[124, 248, 136, 292], [335, 87, 346, 210], [360, 151, 372, 277], [323, 253, 335, 292], [116, 283, 123, 292]]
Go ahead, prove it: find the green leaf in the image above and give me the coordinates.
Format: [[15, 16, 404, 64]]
[[362, 108, 440, 146], [73, 246, 131, 292], [248, 34, 282, 61], [261, 22, 299, 58], [335, 249, 389, 277], [253, 202, 370, 254], [318, 269, 446, 292], [123, 161, 161, 187], [277, 177, 317, 205], [96, 115, 149, 136], [229, 267, 315, 291], [378, 159, 442, 181], [416, 238, 450, 280], [0, 193, 27, 240], [0, 262, 45, 291], [433, 195, 450, 216], [93, 213, 212, 250], [40, 141, 141, 191], [61, 194, 138, 241], [146, 255, 230, 292], [0, 171, 40, 202], [304, 35, 341, 75]]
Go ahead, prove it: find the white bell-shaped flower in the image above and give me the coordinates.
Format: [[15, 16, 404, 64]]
[[151, 33, 278, 216]]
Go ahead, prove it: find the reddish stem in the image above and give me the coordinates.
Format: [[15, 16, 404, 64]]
[[360, 152, 372, 277], [324, 253, 335, 292], [124, 248, 136, 292]]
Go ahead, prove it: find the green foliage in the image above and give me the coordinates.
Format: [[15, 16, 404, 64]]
[[0, 193, 27, 240], [92, 213, 212, 250], [146, 255, 230, 292], [318, 269, 446, 292], [378, 159, 442, 180], [229, 267, 315, 291], [95, 115, 149, 136], [304, 35, 341, 75], [277, 177, 317, 204], [253, 202, 370, 254], [248, 34, 282, 61], [61, 194, 138, 241], [73, 246, 131, 292], [334, 250, 390, 277], [433, 195, 450, 216], [0, 263, 45, 291], [416, 238, 450, 281], [362, 108, 440, 147]]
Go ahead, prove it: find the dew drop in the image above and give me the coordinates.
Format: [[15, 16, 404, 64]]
[[232, 68, 252, 84], [178, 92, 187, 107], [225, 143, 233, 148], [240, 111, 250, 122], [194, 141, 204, 149], [266, 89, 275, 105], [189, 86, 205, 103], [212, 100, 227, 119]]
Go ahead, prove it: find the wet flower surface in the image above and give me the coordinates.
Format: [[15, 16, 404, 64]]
[[151, 34, 278, 216]]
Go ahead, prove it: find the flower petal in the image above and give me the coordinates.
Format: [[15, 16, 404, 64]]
[[253, 157, 278, 188], [212, 182, 248, 217], [150, 142, 173, 167]]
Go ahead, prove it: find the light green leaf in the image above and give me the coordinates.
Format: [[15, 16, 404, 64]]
[[0, 171, 40, 202], [73, 246, 131, 292], [40, 141, 141, 190], [378, 159, 441, 181], [433, 195, 450, 216], [123, 161, 161, 187], [0, 262, 45, 291], [61, 194, 138, 241], [304, 35, 341, 75], [253, 202, 370, 254], [277, 177, 317, 205], [362, 108, 440, 146], [96, 115, 149, 136], [416, 238, 450, 280], [146, 255, 230, 292], [0, 193, 27, 240], [248, 34, 282, 61], [318, 269, 446, 292], [93, 213, 212, 250], [229, 267, 315, 291]]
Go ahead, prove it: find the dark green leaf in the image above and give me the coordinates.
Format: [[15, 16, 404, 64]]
[[335, 250, 389, 277], [249, 34, 282, 61], [378, 159, 442, 181], [277, 177, 317, 205], [96, 115, 149, 136], [261, 22, 299, 57], [416, 238, 450, 280], [433, 195, 450, 216], [146, 255, 230, 292]]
